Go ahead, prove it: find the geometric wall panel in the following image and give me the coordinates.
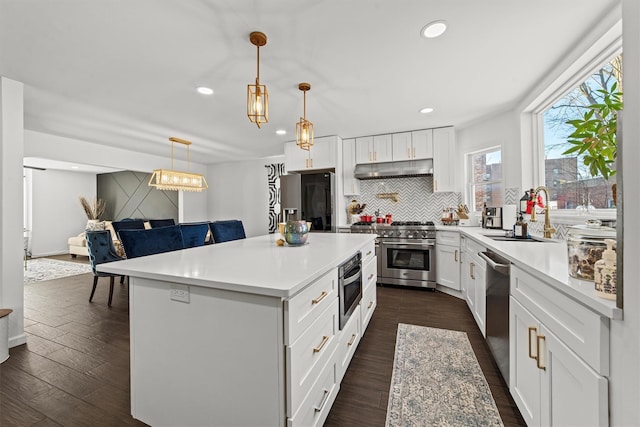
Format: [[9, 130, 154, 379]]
[[97, 171, 178, 222], [265, 163, 285, 233]]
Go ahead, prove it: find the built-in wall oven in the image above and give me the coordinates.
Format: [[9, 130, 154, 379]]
[[338, 252, 362, 330], [351, 221, 436, 289]]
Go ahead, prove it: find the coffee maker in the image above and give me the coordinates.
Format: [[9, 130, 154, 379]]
[[483, 206, 503, 229]]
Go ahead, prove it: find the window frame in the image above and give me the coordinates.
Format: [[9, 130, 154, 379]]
[[467, 146, 502, 212]]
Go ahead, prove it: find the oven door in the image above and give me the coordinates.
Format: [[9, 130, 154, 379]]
[[380, 239, 435, 282]]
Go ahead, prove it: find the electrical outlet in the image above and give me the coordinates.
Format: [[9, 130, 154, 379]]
[[170, 284, 190, 303]]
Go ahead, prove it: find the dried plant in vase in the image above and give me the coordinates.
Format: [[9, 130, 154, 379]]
[[79, 196, 106, 231]]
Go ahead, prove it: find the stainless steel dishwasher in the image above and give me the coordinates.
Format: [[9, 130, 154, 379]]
[[479, 250, 511, 384]]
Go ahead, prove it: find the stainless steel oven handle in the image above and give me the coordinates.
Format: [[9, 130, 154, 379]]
[[343, 268, 362, 286], [382, 242, 435, 247]]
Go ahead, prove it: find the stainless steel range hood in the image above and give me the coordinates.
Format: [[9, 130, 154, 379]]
[[353, 158, 433, 179]]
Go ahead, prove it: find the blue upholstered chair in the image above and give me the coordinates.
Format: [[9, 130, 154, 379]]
[[111, 218, 146, 238], [118, 225, 185, 258], [179, 223, 210, 248], [85, 230, 125, 306], [209, 220, 246, 243], [149, 218, 176, 228]]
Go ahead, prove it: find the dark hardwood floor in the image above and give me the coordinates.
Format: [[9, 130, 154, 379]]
[[2, 256, 524, 426], [324, 285, 526, 427]]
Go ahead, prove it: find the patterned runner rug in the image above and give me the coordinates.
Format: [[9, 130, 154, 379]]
[[386, 324, 504, 427], [24, 258, 92, 284]]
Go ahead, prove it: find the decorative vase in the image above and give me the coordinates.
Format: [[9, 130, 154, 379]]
[[284, 220, 309, 246], [85, 219, 104, 231]]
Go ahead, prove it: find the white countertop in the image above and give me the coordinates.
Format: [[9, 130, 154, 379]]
[[98, 233, 376, 299], [438, 226, 622, 320]]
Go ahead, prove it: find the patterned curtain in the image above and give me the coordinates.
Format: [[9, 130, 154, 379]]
[[265, 164, 285, 233]]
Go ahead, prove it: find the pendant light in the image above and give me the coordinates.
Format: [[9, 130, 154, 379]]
[[296, 82, 314, 151], [247, 31, 268, 128], [148, 137, 208, 192]]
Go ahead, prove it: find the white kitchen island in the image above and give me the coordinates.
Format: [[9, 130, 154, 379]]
[[99, 233, 376, 427]]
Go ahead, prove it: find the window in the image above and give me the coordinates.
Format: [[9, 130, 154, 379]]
[[469, 148, 502, 211], [541, 54, 622, 210]]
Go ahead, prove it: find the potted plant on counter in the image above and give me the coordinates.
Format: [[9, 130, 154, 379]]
[[79, 196, 106, 231]]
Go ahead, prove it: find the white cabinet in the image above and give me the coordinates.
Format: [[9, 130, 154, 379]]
[[355, 134, 392, 164], [337, 305, 361, 383], [285, 136, 338, 172], [393, 130, 434, 161], [342, 138, 360, 195], [432, 126, 456, 192], [510, 265, 609, 427], [360, 242, 377, 332], [436, 230, 460, 291], [411, 129, 434, 160], [460, 236, 486, 336]]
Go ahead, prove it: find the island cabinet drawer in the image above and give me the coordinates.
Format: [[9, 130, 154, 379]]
[[362, 255, 377, 289], [511, 265, 610, 375], [285, 268, 337, 345], [361, 279, 377, 332], [360, 240, 375, 265], [337, 305, 361, 383], [287, 354, 338, 427], [286, 299, 338, 417]]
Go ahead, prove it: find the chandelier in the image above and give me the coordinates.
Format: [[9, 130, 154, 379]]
[[148, 137, 208, 192], [296, 82, 314, 151], [247, 31, 268, 128]]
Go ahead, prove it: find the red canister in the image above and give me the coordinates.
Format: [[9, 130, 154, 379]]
[[385, 214, 392, 224], [376, 217, 385, 224]]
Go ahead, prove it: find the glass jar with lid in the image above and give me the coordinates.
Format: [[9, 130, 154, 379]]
[[567, 220, 616, 281]]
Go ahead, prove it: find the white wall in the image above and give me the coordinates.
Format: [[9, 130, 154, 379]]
[[29, 169, 96, 257], [207, 156, 284, 238], [610, 1, 640, 424], [25, 130, 209, 220]]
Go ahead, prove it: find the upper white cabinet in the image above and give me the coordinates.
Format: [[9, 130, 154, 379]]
[[355, 134, 392, 164], [393, 130, 434, 161], [432, 126, 456, 192], [285, 136, 338, 173], [342, 138, 360, 196]]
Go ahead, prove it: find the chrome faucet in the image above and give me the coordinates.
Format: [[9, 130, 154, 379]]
[[530, 186, 556, 239]]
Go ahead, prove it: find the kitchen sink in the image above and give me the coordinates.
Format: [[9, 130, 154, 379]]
[[484, 235, 554, 243]]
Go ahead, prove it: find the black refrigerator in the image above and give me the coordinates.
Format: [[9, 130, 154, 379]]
[[280, 172, 335, 232]]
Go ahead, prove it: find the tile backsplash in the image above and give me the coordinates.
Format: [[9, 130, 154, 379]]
[[347, 176, 462, 222]]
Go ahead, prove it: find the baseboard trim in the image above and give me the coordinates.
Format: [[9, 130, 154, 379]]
[[9, 333, 27, 348], [435, 285, 464, 300]]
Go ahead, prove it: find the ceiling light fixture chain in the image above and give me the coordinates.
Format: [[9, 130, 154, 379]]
[[148, 137, 208, 192], [296, 82, 314, 151], [247, 31, 269, 128]]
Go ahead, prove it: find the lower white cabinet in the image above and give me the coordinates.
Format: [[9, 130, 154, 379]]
[[510, 265, 609, 426], [337, 305, 361, 383], [460, 237, 487, 335], [510, 297, 608, 426], [436, 231, 460, 290]]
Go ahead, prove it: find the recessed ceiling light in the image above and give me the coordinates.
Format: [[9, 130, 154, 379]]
[[419, 107, 434, 114], [276, 129, 287, 135], [421, 20, 447, 38], [196, 86, 214, 95]]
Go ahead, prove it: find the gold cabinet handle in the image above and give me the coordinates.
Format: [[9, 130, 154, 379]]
[[454, 249, 458, 262], [347, 333, 357, 346], [536, 335, 546, 370], [367, 300, 373, 309], [366, 250, 372, 257], [313, 335, 329, 353], [368, 273, 374, 281], [312, 291, 328, 305], [528, 327, 538, 360], [314, 389, 330, 413], [407, 147, 411, 159]]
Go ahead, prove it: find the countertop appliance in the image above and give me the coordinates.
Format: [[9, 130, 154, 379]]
[[351, 221, 436, 289], [483, 206, 503, 229], [338, 251, 362, 330], [480, 250, 511, 384], [280, 172, 335, 232]]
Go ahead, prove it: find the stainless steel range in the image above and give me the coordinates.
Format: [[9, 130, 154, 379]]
[[350, 221, 436, 289]]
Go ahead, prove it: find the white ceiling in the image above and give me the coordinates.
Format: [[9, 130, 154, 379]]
[[0, 0, 620, 167]]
